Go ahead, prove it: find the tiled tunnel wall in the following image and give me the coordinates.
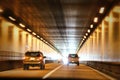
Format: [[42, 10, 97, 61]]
[[78, 3, 120, 79]]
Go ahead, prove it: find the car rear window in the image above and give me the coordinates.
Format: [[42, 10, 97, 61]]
[[69, 54, 78, 58], [25, 52, 41, 57]]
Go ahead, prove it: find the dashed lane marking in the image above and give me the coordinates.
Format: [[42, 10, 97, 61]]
[[42, 65, 63, 79]]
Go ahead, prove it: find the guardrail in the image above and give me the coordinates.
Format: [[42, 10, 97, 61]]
[[84, 61, 120, 79], [0, 51, 57, 71], [0, 51, 23, 61], [0, 60, 56, 71]]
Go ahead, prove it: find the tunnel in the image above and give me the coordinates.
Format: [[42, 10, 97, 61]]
[[0, 0, 120, 79]]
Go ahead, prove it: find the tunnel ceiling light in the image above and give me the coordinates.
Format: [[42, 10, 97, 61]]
[[83, 38, 85, 41], [84, 36, 86, 39], [27, 28, 31, 32], [37, 35, 40, 38], [82, 40, 84, 42], [90, 24, 93, 28], [99, 7, 105, 14], [80, 42, 82, 46], [32, 32, 36, 35], [88, 29, 90, 33], [81, 40, 83, 44], [86, 33, 88, 36], [94, 17, 98, 23], [8, 16, 16, 21], [43, 40, 46, 42], [40, 38, 43, 40], [19, 23, 25, 28]]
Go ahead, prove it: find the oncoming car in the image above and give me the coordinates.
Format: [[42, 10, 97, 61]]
[[67, 54, 79, 66], [23, 51, 46, 70]]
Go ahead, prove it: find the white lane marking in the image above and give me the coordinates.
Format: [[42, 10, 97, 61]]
[[42, 65, 63, 79], [89, 67, 117, 80]]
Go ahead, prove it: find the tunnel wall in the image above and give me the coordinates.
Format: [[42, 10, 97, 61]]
[[0, 18, 60, 71], [78, 2, 120, 63], [78, 3, 120, 79], [0, 60, 57, 71], [86, 61, 120, 79]]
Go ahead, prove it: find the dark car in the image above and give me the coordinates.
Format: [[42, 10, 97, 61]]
[[67, 54, 79, 66], [23, 51, 46, 70]]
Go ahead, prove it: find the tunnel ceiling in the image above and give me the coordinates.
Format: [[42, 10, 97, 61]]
[[0, 0, 117, 55]]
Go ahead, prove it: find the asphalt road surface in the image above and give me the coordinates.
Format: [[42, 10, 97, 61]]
[[0, 63, 116, 80]]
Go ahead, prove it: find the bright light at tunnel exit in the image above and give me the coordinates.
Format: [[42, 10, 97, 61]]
[[62, 57, 68, 64], [49, 53, 62, 60]]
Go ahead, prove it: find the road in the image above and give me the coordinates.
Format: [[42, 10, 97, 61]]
[[0, 63, 116, 80]]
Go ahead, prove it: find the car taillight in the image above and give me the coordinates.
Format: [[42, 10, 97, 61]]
[[23, 56, 25, 59], [39, 57, 43, 60], [23, 56, 28, 60]]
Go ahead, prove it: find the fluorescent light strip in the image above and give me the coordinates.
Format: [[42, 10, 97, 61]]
[[27, 29, 31, 32], [32, 32, 36, 35], [81, 40, 83, 43], [86, 33, 88, 36], [42, 40, 45, 43], [88, 29, 90, 33], [90, 24, 93, 28], [94, 17, 98, 23], [99, 7, 105, 14], [84, 36, 86, 39], [19, 23, 25, 28], [8, 16, 16, 21], [40, 38, 43, 40], [37, 35, 40, 38]]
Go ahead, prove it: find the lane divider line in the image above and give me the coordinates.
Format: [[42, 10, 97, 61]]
[[42, 65, 63, 79]]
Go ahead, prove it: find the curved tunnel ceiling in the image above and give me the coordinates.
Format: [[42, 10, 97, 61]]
[[0, 0, 118, 55]]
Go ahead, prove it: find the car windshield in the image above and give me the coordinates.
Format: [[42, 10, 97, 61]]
[[25, 52, 41, 57], [69, 54, 78, 58]]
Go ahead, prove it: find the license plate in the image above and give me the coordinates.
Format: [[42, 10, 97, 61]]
[[30, 57, 35, 60]]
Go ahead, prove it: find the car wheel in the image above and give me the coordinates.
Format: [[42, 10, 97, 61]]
[[23, 65, 26, 70], [77, 62, 79, 66], [24, 64, 29, 70], [40, 64, 45, 70], [43, 64, 45, 69]]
